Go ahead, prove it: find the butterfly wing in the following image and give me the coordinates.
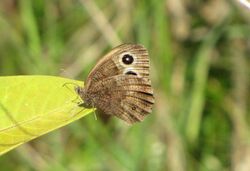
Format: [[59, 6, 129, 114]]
[[81, 44, 154, 124], [87, 75, 154, 124], [84, 44, 150, 90]]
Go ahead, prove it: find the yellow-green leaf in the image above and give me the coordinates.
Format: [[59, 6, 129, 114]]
[[0, 75, 93, 155]]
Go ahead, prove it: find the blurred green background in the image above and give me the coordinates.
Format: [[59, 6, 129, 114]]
[[0, 0, 250, 170]]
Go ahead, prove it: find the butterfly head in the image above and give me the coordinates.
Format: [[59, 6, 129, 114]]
[[75, 86, 93, 108]]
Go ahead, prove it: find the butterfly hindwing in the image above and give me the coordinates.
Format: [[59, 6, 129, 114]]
[[87, 75, 154, 124]]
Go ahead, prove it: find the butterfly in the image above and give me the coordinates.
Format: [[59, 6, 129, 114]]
[[76, 44, 154, 124]]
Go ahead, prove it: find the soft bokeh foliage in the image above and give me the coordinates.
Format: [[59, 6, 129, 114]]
[[0, 0, 249, 171]]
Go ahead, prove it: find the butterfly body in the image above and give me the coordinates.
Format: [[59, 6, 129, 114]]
[[76, 44, 154, 124]]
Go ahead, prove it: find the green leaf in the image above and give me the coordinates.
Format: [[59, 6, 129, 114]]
[[0, 75, 93, 155]]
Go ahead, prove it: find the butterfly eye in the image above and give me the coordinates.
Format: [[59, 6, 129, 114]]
[[75, 87, 81, 94], [75, 86, 83, 95], [122, 54, 134, 65], [125, 71, 137, 76]]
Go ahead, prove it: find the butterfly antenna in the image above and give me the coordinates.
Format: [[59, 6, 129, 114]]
[[62, 82, 82, 103], [62, 82, 81, 93]]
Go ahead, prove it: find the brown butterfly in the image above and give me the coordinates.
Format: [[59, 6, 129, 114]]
[[76, 44, 154, 124]]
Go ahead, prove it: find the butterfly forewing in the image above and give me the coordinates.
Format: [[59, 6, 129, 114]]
[[85, 44, 150, 89]]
